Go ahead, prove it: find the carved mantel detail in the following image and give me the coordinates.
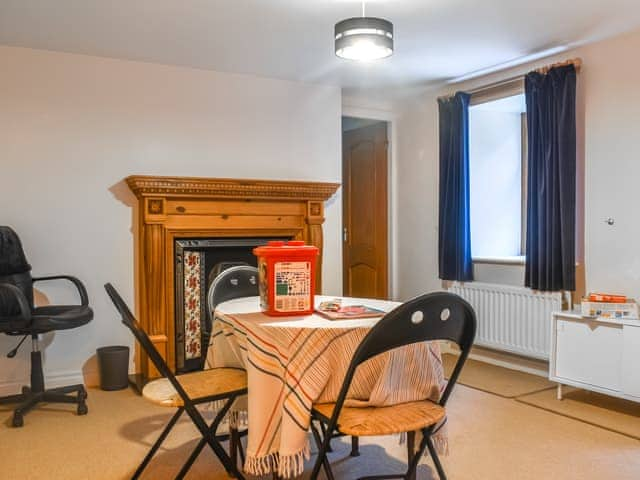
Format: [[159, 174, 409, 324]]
[[126, 175, 340, 201], [126, 175, 339, 380]]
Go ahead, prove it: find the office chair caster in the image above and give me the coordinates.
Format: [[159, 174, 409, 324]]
[[12, 412, 24, 428], [77, 388, 88, 415]]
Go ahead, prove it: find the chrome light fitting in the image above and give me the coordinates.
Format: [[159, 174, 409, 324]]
[[335, 1, 393, 61]]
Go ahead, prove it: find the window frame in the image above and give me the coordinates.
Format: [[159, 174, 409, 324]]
[[469, 81, 527, 265]]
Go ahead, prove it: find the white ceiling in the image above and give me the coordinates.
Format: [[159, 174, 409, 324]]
[[2, 0, 640, 95]]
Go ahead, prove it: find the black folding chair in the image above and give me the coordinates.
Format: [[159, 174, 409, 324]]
[[309, 291, 476, 480], [204, 265, 259, 371], [204, 265, 259, 466], [105, 283, 247, 480]]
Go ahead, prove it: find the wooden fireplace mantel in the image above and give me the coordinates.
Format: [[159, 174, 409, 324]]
[[125, 175, 339, 380]]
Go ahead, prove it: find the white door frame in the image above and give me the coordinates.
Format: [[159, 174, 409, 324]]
[[341, 105, 398, 300]]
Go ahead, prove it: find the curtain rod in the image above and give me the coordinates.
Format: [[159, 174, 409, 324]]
[[438, 57, 582, 100]]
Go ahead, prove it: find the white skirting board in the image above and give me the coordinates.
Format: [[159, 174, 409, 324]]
[[441, 342, 549, 377], [0, 369, 93, 397]]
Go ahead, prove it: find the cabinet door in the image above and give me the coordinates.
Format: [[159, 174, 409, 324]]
[[555, 318, 622, 391], [622, 324, 640, 398]]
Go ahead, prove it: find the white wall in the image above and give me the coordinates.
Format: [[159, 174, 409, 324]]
[[395, 27, 640, 300], [0, 46, 342, 393], [395, 97, 442, 298]]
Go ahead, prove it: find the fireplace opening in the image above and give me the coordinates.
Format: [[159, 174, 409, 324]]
[[174, 237, 288, 373]]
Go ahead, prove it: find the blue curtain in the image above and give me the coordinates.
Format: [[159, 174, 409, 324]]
[[438, 92, 473, 281], [524, 65, 576, 291]]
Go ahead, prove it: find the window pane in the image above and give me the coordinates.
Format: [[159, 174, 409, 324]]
[[469, 94, 525, 258]]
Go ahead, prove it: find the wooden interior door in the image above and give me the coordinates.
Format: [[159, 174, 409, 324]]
[[342, 121, 388, 299]]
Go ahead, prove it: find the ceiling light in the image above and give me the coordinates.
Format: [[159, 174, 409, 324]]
[[335, 2, 393, 61]]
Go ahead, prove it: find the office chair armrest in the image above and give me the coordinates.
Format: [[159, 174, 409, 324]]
[[32, 275, 89, 306], [0, 283, 32, 320]]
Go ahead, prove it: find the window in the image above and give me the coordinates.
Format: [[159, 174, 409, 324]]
[[469, 93, 526, 262]]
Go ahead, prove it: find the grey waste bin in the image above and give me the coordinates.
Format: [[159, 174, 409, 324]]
[[97, 346, 130, 391]]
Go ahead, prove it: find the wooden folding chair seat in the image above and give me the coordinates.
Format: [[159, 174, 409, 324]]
[[142, 369, 247, 408], [312, 400, 446, 437]]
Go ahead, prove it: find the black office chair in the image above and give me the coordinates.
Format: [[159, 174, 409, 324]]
[[0, 226, 93, 427], [309, 292, 477, 480]]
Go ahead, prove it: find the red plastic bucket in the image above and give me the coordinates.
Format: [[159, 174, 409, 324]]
[[253, 240, 319, 316]]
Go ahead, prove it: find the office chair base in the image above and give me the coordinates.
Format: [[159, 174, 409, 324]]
[[1, 384, 88, 427]]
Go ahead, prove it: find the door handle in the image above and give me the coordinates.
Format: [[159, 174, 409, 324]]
[[343, 227, 348, 242]]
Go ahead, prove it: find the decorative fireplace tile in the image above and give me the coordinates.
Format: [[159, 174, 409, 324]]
[[183, 251, 202, 360]]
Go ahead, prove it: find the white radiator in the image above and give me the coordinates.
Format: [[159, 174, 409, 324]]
[[448, 282, 563, 360]]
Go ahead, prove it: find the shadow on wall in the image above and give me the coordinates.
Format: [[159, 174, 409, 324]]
[[106, 181, 137, 291], [33, 288, 50, 307], [108, 178, 138, 380], [82, 354, 100, 388], [109, 179, 137, 221]]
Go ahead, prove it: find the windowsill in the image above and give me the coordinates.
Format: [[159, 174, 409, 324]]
[[472, 256, 525, 266]]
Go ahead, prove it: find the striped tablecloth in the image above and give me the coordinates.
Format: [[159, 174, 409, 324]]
[[206, 296, 446, 478]]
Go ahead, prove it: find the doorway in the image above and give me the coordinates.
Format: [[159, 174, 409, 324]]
[[342, 116, 389, 299]]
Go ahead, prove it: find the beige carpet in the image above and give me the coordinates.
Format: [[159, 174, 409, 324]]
[[443, 353, 555, 398], [516, 386, 640, 440], [1, 384, 639, 479]]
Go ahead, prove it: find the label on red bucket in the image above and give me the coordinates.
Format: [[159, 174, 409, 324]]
[[274, 260, 312, 312], [254, 240, 318, 316]]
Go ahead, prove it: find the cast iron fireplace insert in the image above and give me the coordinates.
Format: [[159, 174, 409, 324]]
[[174, 237, 288, 373]]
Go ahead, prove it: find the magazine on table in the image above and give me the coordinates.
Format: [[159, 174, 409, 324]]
[[315, 298, 386, 320]]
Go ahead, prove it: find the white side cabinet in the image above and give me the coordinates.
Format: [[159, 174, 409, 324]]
[[549, 312, 640, 402]]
